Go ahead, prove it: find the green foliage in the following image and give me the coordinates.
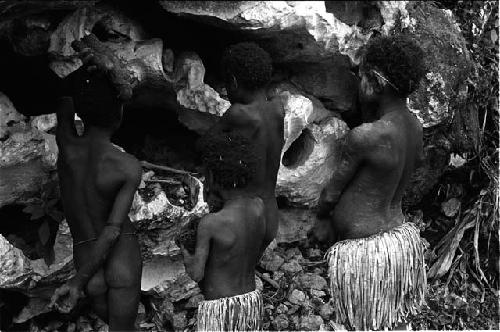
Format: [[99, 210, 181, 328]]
[[22, 177, 63, 246]]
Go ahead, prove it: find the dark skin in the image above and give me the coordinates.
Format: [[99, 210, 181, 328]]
[[49, 78, 142, 330], [317, 65, 424, 242], [182, 183, 266, 300], [208, 76, 284, 256]]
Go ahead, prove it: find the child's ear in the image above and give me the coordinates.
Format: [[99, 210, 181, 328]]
[[372, 74, 386, 94]]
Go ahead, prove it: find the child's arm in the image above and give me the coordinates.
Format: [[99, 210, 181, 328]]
[[182, 215, 213, 282], [55, 96, 78, 146]]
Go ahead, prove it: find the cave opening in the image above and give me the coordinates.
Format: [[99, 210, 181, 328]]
[[281, 128, 315, 169], [113, 105, 204, 172], [0, 204, 59, 263]]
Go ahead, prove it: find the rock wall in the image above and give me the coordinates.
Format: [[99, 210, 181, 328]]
[[0, 1, 471, 330]]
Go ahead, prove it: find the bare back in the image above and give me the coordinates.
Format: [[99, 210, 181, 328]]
[[332, 110, 423, 240], [201, 197, 266, 300], [57, 138, 139, 252], [214, 97, 284, 249]]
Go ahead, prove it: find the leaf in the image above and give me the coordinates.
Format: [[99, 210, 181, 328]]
[[491, 29, 498, 43], [29, 206, 46, 220], [22, 205, 36, 214], [48, 210, 65, 222], [38, 221, 50, 245], [46, 198, 59, 208]]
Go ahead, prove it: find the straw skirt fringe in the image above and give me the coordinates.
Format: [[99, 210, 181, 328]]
[[196, 289, 263, 331], [326, 222, 427, 331]]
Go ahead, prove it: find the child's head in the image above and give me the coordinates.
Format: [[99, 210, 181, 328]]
[[221, 42, 273, 100], [359, 35, 426, 99], [198, 130, 258, 192], [70, 68, 123, 131]]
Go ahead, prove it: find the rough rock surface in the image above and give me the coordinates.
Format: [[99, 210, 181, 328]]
[[159, 1, 407, 64], [0, 220, 74, 322], [0, 1, 475, 330], [277, 115, 348, 207], [128, 169, 208, 329], [0, 93, 58, 208], [404, 2, 471, 128]]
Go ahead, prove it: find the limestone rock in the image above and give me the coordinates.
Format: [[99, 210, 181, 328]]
[[272, 314, 289, 330], [299, 314, 324, 331], [319, 302, 335, 320], [175, 52, 230, 117], [259, 251, 285, 272], [129, 170, 207, 328], [296, 273, 327, 291], [30, 114, 57, 132], [288, 289, 306, 305], [289, 58, 358, 112], [268, 84, 348, 207], [281, 260, 303, 275], [0, 92, 27, 139], [0, 234, 35, 289], [160, 1, 406, 64], [48, 6, 147, 78], [277, 208, 316, 244], [0, 93, 57, 208], [403, 2, 471, 128], [276, 116, 348, 207]]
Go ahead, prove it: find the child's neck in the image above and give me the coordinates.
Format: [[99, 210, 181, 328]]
[[83, 126, 113, 142]]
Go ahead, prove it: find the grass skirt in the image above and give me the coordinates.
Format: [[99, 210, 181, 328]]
[[326, 222, 427, 330], [196, 289, 263, 331]]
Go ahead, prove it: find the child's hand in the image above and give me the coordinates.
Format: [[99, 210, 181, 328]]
[[49, 278, 85, 313]]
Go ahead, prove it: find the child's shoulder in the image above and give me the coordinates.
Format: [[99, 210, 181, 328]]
[[103, 146, 142, 182]]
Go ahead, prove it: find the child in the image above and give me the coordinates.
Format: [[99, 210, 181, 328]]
[[182, 130, 266, 331], [50, 67, 142, 331]]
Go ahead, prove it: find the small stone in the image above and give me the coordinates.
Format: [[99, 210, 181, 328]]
[[276, 303, 288, 314], [319, 303, 335, 320], [307, 248, 322, 259], [297, 273, 327, 291], [273, 271, 285, 282], [66, 322, 76, 332], [281, 260, 303, 274], [284, 247, 303, 260], [441, 198, 461, 217], [299, 314, 324, 331], [272, 314, 289, 330], [310, 289, 326, 298], [172, 312, 187, 331], [260, 253, 285, 271], [185, 294, 204, 308], [287, 304, 300, 315], [288, 289, 306, 305], [76, 316, 92, 332]]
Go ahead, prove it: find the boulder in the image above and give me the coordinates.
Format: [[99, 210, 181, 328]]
[[0, 93, 58, 208], [159, 1, 407, 64], [296, 273, 327, 292], [267, 83, 349, 207], [1, 220, 74, 323], [299, 314, 324, 331], [175, 52, 231, 117], [129, 169, 208, 329], [403, 2, 471, 128], [277, 115, 348, 207]]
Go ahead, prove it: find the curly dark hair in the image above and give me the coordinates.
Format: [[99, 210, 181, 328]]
[[68, 68, 122, 128], [362, 35, 426, 96], [221, 42, 273, 90], [197, 130, 259, 189]]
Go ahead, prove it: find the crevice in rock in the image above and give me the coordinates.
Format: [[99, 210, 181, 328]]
[[324, 1, 383, 31], [0, 205, 58, 262], [113, 106, 203, 173], [281, 128, 315, 169]]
